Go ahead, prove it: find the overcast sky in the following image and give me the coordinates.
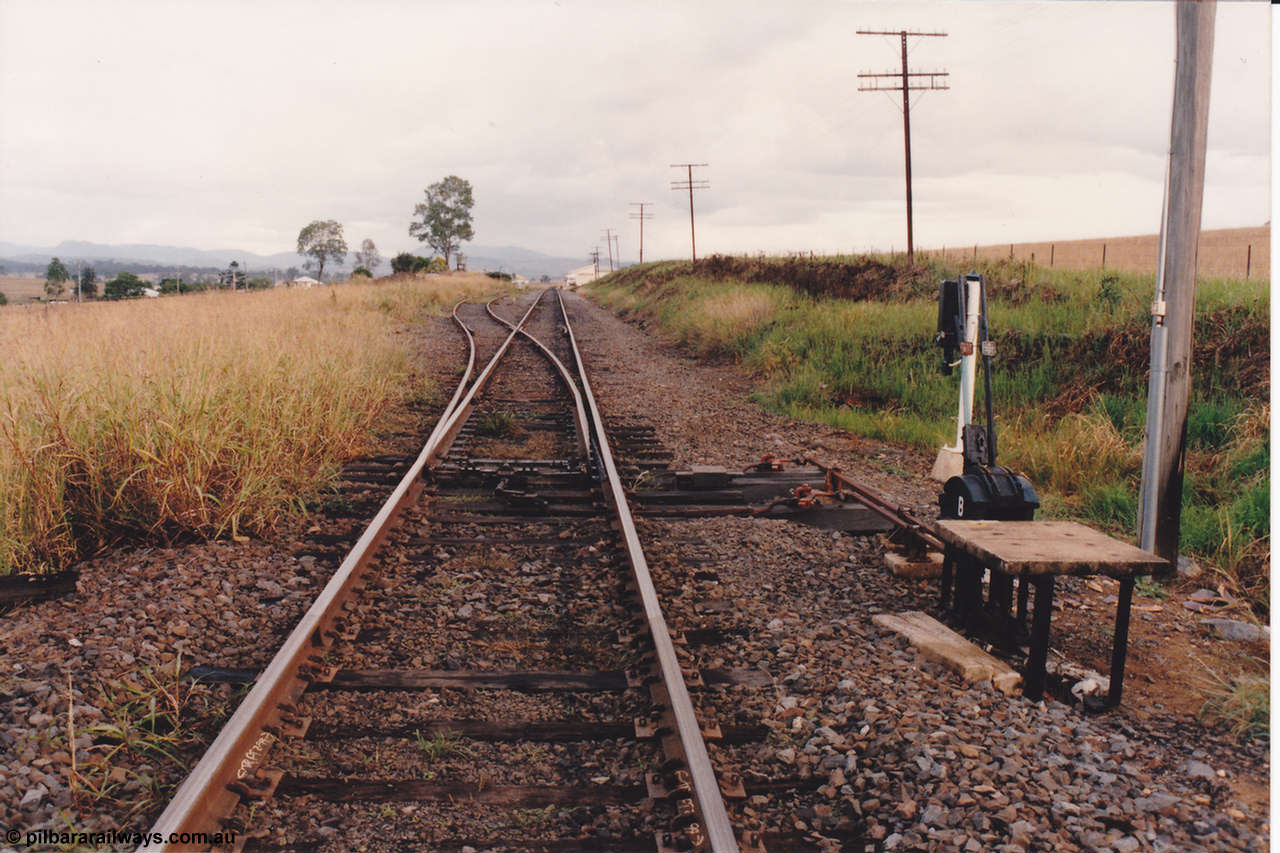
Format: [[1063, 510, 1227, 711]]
[[0, 0, 1270, 263]]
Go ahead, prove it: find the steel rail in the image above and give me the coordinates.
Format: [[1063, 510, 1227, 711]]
[[553, 289, 740, 853], [437, 299, 479, 433], [421, 294, 547, 465], [484, 297, 590, 460], [142, 293, 543, 852], [806, 456, 944, 553]]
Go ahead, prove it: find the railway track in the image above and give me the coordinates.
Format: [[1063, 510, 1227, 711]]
[[143, 289, 774, 852]]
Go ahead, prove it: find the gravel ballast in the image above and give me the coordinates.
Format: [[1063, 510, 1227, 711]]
[[563, 290, 1268, 852]]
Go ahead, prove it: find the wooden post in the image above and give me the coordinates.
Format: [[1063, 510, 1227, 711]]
[[1246, 243, 1251, 279], [1050, 244, 1055, 267], [1139, 0, 1216, 567], [1101, 243, 1107, 267]]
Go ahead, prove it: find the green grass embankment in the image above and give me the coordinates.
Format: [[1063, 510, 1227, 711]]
[[588, 254, 1269, 610]]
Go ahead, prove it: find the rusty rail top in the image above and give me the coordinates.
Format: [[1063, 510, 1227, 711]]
[[556, 290, 740, 852]]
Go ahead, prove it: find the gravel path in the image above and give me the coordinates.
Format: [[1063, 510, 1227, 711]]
[[564, 290, 1268, 852]]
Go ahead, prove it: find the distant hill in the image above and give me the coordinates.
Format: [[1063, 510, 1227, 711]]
[[0, 240, 298, 271], [0, 240, 586, 280]]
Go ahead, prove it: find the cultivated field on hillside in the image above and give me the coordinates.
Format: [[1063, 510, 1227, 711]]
[[0, 275, 49, 302], [0, 271, 498, 574], [924, 225, 1269, 279]]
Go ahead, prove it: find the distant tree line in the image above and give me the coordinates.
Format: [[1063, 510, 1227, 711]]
[[390, 253, 448, 274], [25, 255, 291, 304]]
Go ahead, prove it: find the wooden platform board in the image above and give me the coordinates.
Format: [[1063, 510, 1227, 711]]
[[933, 520, 1169, 578], [872, 610, 1022, 695]]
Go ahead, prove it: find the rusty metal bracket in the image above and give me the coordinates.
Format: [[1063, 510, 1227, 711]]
[[806, 457, 945, 555], [279, 715, 311, 739], [225, 767, 283, 802]]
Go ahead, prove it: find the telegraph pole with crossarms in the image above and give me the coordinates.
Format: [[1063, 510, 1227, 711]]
[[857, 29, 948, 260], [670, 163, 709, 261], [629, 202, 654, 264]]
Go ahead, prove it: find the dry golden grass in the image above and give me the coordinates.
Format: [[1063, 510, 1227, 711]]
[[925, 225, 1269, 280], [0, 273, 498, 573], [667, 285, 792, 356]]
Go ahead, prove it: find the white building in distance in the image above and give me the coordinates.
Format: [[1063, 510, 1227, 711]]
[[564, 264, 601, 287]]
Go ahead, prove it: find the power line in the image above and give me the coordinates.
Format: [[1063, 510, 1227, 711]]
[[670, 163, 709, 261], [856, 28, 948, 260], [629, 202, 654, 264]]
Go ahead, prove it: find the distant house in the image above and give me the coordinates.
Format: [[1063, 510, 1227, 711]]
[[141, 288, 160, 298], [291, 276, 320, 288], [564, 264, 600, 287]]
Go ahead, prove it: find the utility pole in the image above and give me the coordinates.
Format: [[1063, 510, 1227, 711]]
[[670, 163, 709, 261], [611, 233, 620, 269], [1140, 0, 1215, 563], [589, 248, 600, 279], [856, 29, 948, 261], [630, 202, 654, 264], [601, 229, 616, 272], [1128, 0, 1216, 709]]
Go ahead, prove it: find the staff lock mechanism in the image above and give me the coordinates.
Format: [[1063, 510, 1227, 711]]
[[933, 273, 1038, 520]]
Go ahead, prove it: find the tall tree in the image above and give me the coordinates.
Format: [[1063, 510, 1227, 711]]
[[409, 176, 474, 268], [81, 266, 97, 299], [104, 272, 144, 300], [44, 257, 70, 299], [296, 220, 348, 283], [220, 261, 246, 289], [354, 238, 382, 274], [390, 252, 416, 274]]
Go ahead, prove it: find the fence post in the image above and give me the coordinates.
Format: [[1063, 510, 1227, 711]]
[[1246, 244, 1251, 279], [1050, 244, 1055, 267], [1102, 242, 1107, 268]]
